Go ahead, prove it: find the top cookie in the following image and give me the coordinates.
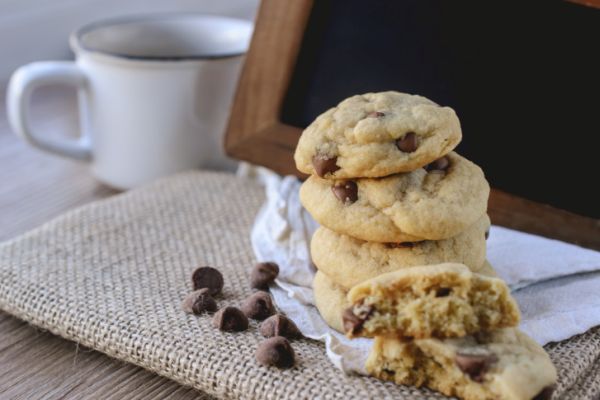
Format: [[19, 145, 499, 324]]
[[294, 91, 462, 179]]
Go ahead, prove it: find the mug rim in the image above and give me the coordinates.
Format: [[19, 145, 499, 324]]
[[70, 13, 253, 62]]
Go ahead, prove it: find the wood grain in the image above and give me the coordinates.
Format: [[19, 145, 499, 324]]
[[224, 0, 600, 249], [0, 312, 210, 400], [224, 0, 312, 174], [489, 189, 600, 250], [0, 90, 211, 399], [567, 0, 600, 9]]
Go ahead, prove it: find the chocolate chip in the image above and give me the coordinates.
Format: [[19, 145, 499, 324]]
[[435, 288, 452, 297], [181, 288, 205, 314], [425, 156, 450, 172], [485, 229, 490, 240], [366, 111, 385, 118], [384, 242, 415, 249], [255, 336, 295, 369], [192, 295, 217, 314], [259, 314, 302, 339], [192, 266, 224, 296], [342, 305, 374, 335], [241, 292, 276, 320], [312, 155, 340, 178], [342, 308, 363, 335], [251, 262, 279, 290], [331, 181, 358, 204], [532, 385, 556, 400], [472, 332, 489, 345], [181, 288, 217, 315], [212, 306, 249, 331], [455, 352, 498, 382], [396, 132, 418, 153]]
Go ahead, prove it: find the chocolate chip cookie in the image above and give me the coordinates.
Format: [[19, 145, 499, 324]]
[[313, 271, 351, 333], [311, 215, 490, 290], [313, 262, 497, 334], [294, 91, 462, 179], [366, 329, 557, 400], [344, 263, 520, 339], [300, 152, 490, 242]]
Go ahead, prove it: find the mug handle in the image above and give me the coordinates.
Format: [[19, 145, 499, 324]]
[[6, 61, 92, 160]]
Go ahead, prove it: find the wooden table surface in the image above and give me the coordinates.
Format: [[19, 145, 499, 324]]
[[0, 89, 211, 399]]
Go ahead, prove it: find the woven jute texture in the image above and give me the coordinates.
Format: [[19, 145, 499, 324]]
[[0, 170, 598, 399]]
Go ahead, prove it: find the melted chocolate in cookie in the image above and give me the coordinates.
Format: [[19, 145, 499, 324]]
[[396, 132, 418, 152], [455, 352, 498, 382], [332, 181, 358, 204], [312, 155, 340, 177]]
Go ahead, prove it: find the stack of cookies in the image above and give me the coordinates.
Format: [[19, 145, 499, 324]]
[[294, 92, 557, 400]]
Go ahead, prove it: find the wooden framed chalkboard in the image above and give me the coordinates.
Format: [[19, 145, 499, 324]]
[[225, 0, 600, 249]]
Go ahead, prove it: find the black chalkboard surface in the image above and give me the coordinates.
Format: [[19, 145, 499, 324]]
[[281, 0, 600, 219]]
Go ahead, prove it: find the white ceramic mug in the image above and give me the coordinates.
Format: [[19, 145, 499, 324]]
[[7, 14, 253, 189]]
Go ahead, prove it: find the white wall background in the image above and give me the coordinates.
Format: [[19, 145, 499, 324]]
[[0, 0, 260, 85]]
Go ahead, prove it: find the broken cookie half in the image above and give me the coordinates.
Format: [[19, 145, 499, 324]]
[[343, 263, 520, 339], [366, 328, 557, 400]]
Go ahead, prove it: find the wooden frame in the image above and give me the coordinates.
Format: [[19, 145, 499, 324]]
[[225, 0, 600, 249], [224, 0, 312, 177]]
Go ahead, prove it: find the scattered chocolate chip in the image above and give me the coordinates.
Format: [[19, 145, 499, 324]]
[[260, 314, 302, 339], [181, 288, 217, 314], [455, 352, 498, 382], [396, 132, 418, 153], [212, 306, 249, 331], [312, 155, 340, 178], [331, 181, 358, 204], [435, 288, 452, 297], [342, 305, 374, 335], [241, 292, 276, 320], [425, 156, 450, 172], [382, 368, 396, 376], [192, 295, 217, 314], [251, 262, 279, 290], [192, 266, 224, 296], [255, 336, 295, 369], [366, 111, 385, 118], [485, 229, 490, 240], [384, 242, 415, 249], [181, 289, 205, 314], [532, 385, 556, 400]]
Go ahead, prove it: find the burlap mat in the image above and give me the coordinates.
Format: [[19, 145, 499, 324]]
[[0, 170, 598, 399]]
